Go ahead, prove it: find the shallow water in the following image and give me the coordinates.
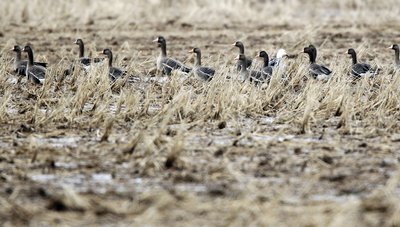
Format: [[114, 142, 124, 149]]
[[32, 136, 82, 148], [29, 172, 208, 195], [29, 171, 371, 204]]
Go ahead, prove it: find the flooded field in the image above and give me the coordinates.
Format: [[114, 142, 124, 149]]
[[1, 0, 400, 226]]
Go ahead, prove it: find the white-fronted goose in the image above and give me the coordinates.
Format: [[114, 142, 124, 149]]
[[11, 45, 47, 76], [101, 48, 127, 81], [256, 51, 273, 78], [347, 48, 378, 78], [233, 41, 252, 71], [389, 44, 400, 69], [153, 36, 191, 75], [74, 39, 103, 69], [22, 45, 46, 85], [236, 54, 268, 85], [64, 39, 104, 75], [303, 45, 332, 80], [189, 48, 215, 81]]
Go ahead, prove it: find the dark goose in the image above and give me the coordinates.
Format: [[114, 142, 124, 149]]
[[347, 48, 378, 78], [256, 51, 273, 78], [12, 45, 47, 76], [22, 45, 46, 85], [189, 48, 215, 81], [101, 48, 127, 81], [236, 54, 269, 85], [153, 36, 191, 75], [233, 41, 252, 71], [303, 45, 332, 80], [74, 39, 103, 69], [389, 44, 400, 69]]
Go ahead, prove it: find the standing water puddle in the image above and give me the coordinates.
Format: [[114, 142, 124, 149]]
[[29, 173, 208, 195], [29, 172, 370, 204], [30, 136, 82, 148]]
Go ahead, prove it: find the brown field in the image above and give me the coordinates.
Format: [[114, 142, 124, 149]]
[[1, 0, 400, 226]]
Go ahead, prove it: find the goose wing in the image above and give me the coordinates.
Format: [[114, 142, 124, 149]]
[[109, 67, 127, 81], [28, 65, 46, 84], [249, 70, 268, 84], [352, 63, 371, 76], [262, 66, 273, 77], [162, 58, 191, 74], [79, 57, 91, 66], [34, 62, 47, 68], [310, 63, 332, 76], [236, 56, 252, 71], [196, 66, 215, 81]]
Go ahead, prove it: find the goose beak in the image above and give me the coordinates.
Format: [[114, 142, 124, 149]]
[[152, 38, 159, 42], [388, 46, 394, 49], [188, 49, 194, 53], [234, 56, 239, 60]]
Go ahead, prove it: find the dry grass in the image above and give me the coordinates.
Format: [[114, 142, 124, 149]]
[[1, 0, 400, 226]]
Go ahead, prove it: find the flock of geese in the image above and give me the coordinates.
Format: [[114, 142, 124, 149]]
[[9, 36, 400, 86]]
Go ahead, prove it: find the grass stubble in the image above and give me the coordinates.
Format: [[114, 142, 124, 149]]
[[0, 0, 400, 226]]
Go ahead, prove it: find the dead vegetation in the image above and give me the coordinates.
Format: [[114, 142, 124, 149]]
[[1, 0, 400, 226]]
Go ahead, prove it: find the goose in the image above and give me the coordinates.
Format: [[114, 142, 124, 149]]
[[233, 41, 252, 71], [65, 39, 104, 75], [101, 48, 127, 81], [153, 36, 191, 75], [74, 38, 103, 70], [22, 45, 46, 85], [388, 44, 400, 69], [236, 54, 269, 85], [189, 47, 215, 81], [256, 51, 273, 78], [347, 48, 378, 78], [303, 45, 332, 80], [11, 45, 47, 76]]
